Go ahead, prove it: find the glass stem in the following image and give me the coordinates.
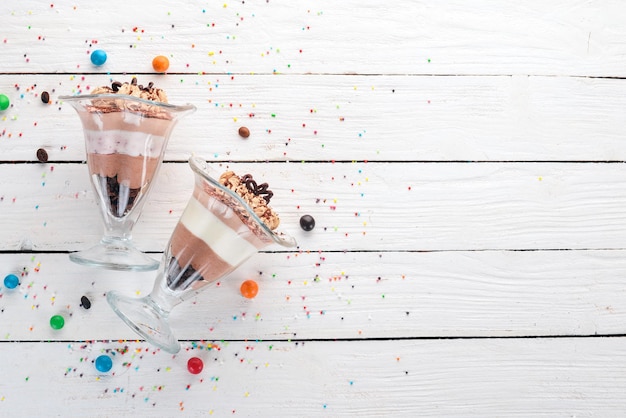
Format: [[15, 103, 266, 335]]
[[101, 223, 133, 244], [147, 276, 182, 315]]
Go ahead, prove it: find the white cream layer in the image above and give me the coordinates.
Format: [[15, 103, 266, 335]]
[[178, 196, 259, 267], [84, 130, 166, 157]]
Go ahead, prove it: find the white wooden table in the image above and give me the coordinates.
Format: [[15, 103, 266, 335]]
[[2, 1, 626, 416]]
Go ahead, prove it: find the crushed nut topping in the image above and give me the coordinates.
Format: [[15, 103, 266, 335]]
[[92, 77, 168, 103], [219, 171, 280, 230], [88, 77, 171, 119]]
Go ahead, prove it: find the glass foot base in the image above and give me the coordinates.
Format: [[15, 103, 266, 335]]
[[70, 240, 159, 272], [107, 291, 181, 354]]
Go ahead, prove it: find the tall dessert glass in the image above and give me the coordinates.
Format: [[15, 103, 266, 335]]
[[107, 156, 296, 353], [60, 93, 196, 271]]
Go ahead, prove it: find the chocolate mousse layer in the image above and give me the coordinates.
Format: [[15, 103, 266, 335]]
[[88, 154, 159, 190], [166, 223, 233, 291]]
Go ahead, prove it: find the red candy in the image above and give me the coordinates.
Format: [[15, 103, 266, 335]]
[[187, 357, 204, 374]]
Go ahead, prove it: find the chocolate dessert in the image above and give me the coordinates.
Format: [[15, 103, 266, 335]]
[[80, 78, 170, 217], [165, 170, 280, 291]]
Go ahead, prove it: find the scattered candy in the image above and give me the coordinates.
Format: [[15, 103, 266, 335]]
[[240, 279, 259, 299], [41, 91, 50, 104], [95, 355, 113, 373], [0, 94, 10, 111], [49, 315, 65, 330], [238, 126, 250, 138], [36, 148, 48, 162], [80, 295, 91, 309], [152, 55, 170, 72], [90, 49, 107, 66], [299, 214, 316, 231], [187, 357, 204, 374], [3, 274, 19, 289]]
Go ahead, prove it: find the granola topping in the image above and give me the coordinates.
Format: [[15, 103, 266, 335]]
[[91, 77, 168, 102], [89, 77, 171, 118], [219, 171, 280, 230]]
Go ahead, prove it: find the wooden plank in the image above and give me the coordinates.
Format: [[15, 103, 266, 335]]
[[1, 338, 626, 416], [1, 162, 626, 252], [1, 250, 625, 341], [3, 75, 626, 162], [2, 1, 626, 76]]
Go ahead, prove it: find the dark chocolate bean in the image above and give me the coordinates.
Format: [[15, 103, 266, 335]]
[[36, 148, 48, 162], [80, 295, 91, 309]]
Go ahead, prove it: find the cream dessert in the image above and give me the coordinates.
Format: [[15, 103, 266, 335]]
[[104, 158, 293, 354], [165, 169, 280, 291], [78, 78, 172, 218]]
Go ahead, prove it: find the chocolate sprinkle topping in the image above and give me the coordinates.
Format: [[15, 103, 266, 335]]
[[242, 174, 274, 203], [111, 81, 122, 92]]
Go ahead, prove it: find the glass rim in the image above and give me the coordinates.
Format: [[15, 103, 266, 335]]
[[58, 93, 196, 112], [188, 156, 297, 248]]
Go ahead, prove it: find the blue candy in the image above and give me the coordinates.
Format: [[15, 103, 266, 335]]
[[3, 274, 19, 289], [90, 49, 107, 66], [95, 354, 113, 372]]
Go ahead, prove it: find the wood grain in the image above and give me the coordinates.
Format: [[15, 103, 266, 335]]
[[1, 338, 625, 417], [2, 75, 626, 161], [3, 1, 626, 76], [2, 0, 626, 416], [1, 250, 625, 341], [1, 162, 626, 252]]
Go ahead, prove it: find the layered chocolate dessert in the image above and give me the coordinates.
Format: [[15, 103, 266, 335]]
[[80, 78, 171, 218], [166, 170, 280, 291]]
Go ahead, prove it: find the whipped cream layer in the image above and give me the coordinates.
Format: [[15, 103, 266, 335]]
[[180, 196, 261, 266], [81, 111, 170, 157], [85, 130, 166, 157]]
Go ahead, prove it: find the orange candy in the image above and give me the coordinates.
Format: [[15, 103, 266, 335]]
[[152, 55, 170, 72], [240, 280, 259, 299]]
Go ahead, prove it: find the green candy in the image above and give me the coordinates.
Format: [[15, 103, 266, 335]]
[[0, 94, 9, 111], [50, 314, 65, 330]]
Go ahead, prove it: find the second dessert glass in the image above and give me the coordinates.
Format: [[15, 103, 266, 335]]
[[60, 93, 196, 271], [106, 156, 297, 353]]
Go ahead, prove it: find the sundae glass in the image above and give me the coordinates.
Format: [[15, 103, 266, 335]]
[[106, 156, 296, 353], [60, 79, 195, 271]]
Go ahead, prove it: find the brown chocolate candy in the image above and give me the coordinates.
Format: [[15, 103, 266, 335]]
[[36, 148, 48, 162], [238, 126, 250, 138]]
